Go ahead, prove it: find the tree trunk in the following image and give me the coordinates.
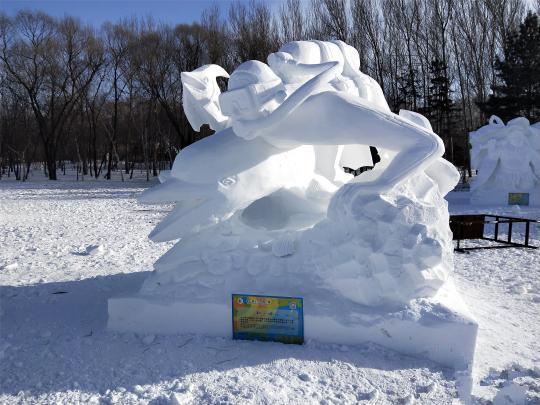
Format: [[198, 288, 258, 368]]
[[41, 140, 58, 180], [105, 143, 113, 180], [47, 159, 57, 180]]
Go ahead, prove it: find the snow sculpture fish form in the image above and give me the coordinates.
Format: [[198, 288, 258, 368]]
[[141, 40, 458, 242]]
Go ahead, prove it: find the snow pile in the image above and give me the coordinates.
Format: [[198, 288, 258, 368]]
[[323, 171, 454, 305], [470, 115, 540, 205]]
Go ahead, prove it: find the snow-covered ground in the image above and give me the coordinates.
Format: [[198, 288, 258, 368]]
[[1, 176, 539, 404], [446, 193, 540, 403]]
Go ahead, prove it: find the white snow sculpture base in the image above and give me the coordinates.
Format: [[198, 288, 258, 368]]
[[108, 279, 477, 370], [109, 174, 477, 371]]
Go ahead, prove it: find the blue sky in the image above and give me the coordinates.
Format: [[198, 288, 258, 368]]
[[1, 0, 284, 26]]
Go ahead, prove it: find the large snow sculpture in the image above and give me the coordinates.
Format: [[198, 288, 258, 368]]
[[109, 40, 477, 372], [470, 116, 540, 206]]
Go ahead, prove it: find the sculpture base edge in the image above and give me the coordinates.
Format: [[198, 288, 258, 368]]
[[107, 279, 477, 372]]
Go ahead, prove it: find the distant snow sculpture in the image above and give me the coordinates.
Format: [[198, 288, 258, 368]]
[[470, 116, 540, 205], [109, 41, 477, 373]]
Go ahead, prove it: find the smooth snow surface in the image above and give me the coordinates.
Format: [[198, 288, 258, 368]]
[[1, 180, 539, 404]]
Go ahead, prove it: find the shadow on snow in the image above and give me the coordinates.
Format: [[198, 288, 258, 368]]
[[0, 271, 454, 398]]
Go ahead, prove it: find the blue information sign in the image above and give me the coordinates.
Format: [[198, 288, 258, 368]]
[[232, 294, 304, 344], [508, 193, 530, 206]]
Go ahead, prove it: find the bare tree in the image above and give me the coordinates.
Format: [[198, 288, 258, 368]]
[[350, 0, 386, 84], [131, 25, 184, 145], [102, 21, 132, 180], [229, 0, 280, 63], [201, 5, 232, 70], [1, 12, 104, 179], [279, 0, 307, 42], [311, 0, 350, 42]]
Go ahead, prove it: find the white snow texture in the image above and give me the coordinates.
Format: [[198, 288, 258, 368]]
[[140, 39, 460, 308], [2, 178, 539, 404]]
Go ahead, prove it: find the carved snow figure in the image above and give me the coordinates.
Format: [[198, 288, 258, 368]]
[[181, 64, 230, 131], [108, 41, 477, 376], [470, 115, 540, 206]]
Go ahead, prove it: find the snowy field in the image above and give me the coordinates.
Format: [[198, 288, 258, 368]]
[[1, 175, 539, 404]]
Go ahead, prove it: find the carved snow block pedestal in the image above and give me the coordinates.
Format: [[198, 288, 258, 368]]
[[108, 280, 477, 371]]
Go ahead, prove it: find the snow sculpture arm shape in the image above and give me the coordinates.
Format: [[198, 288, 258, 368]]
[[470, 115, 504, 170], [219, 41, 445, 193], [227, 84, 444, 193], [471, 151, 499, 191], [490, 115, 504, 125], [399, 109, 433, 131], [399, 109, 459, 194], [262, 91, 444, 193], [181, 64, 230, 132], [221, 59, 343, 141]]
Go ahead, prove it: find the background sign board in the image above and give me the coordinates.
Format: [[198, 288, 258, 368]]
[[232, 294, 304, 344], [508, 193, 530, 206]]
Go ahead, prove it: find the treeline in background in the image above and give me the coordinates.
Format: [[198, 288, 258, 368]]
[[1, 0, 539, 181]]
